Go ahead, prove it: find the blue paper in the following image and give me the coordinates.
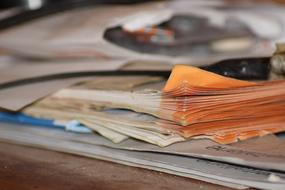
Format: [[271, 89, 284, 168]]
[[0, 112, 92, 133]]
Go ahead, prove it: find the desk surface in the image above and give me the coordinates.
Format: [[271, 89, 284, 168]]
[[0, 142, 241, 190]]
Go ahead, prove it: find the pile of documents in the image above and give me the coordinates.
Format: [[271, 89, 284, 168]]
[[0, 1, 285, 190], [0, 61, 284, 189], [18, 64, 285, 147], [0, 46, 284, 190]]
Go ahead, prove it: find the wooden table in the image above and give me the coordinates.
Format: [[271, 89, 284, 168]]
[[0, 142, 237, 190]]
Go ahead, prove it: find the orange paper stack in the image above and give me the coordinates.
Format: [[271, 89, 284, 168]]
[[160, 65, 285, 144]]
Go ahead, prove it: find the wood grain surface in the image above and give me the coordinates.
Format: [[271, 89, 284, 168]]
[[0, 142, 240, 190]]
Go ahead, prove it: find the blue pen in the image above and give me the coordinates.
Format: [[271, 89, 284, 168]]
[[0, 112, 92, 133]]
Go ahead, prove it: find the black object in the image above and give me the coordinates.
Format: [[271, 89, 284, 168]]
[[0, 70, 171, 90], [0, 0, 148, 9], [0, 57, 271, 91], [201, 57, 271, 80], [0, 0, 152, 31], [104, 15, 255, 56], [0, 0, 28, 9]]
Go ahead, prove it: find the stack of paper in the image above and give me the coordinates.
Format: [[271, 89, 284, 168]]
[[23, 65, 285, 147], [23, 75, 185, 147], [161, 65, 285, 144], [0, 1, 285, 188], [0, 62, 285, 189]]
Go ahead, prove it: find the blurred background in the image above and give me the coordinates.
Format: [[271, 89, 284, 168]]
[[0, 0, 284, 64], [0, 0, 284, 9]]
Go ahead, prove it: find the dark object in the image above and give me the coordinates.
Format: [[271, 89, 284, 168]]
[[0, 0, 147, 9], [0, 57, 272, 91], [0, 0, 152, 31], [0, 70, 171, 90], [201, 57, 271, 80], [104, 15, 255, 56], [0, 0, 31, 9]]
